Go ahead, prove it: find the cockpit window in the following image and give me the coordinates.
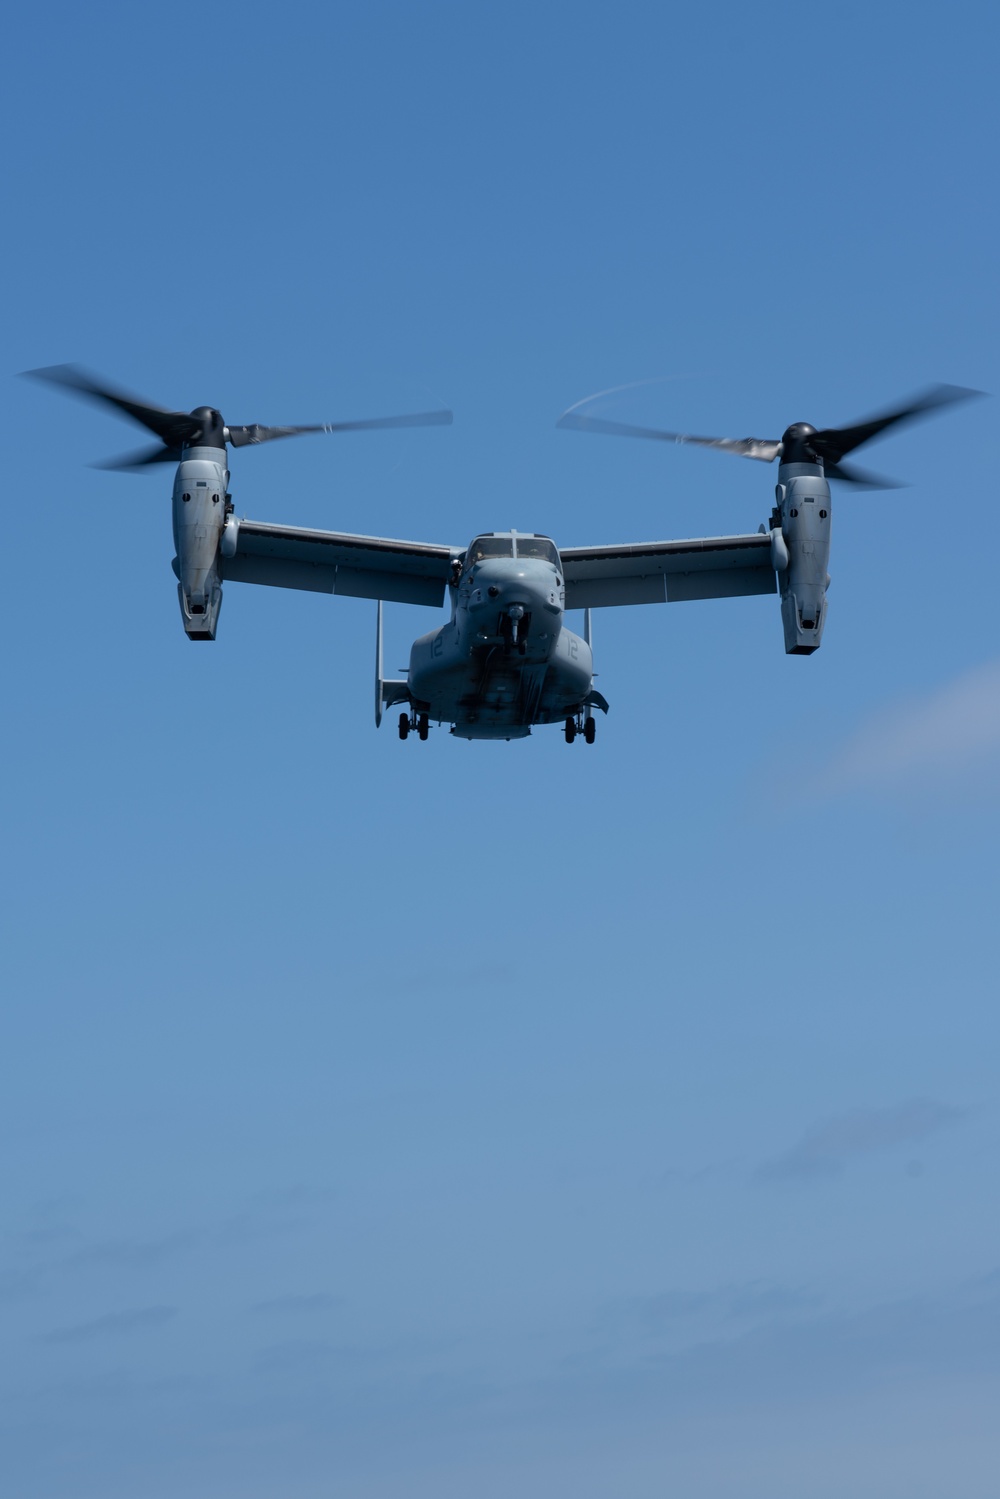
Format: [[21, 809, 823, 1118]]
[[465, 536, 514, 567], [514, 535, 559, 565]]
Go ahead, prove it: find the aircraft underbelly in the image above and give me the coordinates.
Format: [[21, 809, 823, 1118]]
[[409, 624, 592, 738]]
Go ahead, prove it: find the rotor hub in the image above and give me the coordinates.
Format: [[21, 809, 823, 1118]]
[[780, 422, 819, 464], [187, 406, 227, 449]]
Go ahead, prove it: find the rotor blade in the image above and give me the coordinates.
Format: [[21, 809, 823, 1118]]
[[92, 444, 184, 472], [556, 409, 782, 462], [823, 459, 904, 489], [22, 364, 203, 446], [809, 384, 984, 464], [227, 410, 453, 447]]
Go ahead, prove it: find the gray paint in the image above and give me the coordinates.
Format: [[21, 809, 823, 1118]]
[[405, 551, 593, 740], [171, 449, 229, 640], [773, 463, 832, 655], [213, 523, 795, 738], [561, 533, 776, 609]]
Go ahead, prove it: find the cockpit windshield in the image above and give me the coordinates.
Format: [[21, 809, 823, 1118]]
[[461, 534, 560, 573], [514, 535, 560, 565], [464, 535, 514, 567]]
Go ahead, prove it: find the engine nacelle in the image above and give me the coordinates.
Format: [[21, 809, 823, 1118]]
[[176, 578, 223, 640], [773, 464, 832, 655], [172, 453, 228, 640]]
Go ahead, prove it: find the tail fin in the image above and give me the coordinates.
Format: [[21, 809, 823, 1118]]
[[375, 601, 410, 727]]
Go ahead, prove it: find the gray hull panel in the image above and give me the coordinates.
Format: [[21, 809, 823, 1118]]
[[409, 623, 593, 737]]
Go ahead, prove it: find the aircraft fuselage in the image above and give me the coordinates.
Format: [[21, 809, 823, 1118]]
[[407, 540, 595, 739]]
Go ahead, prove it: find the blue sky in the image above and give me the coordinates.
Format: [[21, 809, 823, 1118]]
[[2, 2, 999, 1495]]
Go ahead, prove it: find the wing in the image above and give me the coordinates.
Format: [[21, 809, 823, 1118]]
[[221, 519, 457, 608], [560, 532, 776, 609]]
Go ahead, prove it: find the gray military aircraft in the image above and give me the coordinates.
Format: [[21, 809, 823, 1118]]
[[28, 367, 978, 744]]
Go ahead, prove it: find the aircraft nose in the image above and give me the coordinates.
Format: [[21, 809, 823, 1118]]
[[468, 560, 560, 621], [481, 567, 548, 605], [490, 581, 531, 614]]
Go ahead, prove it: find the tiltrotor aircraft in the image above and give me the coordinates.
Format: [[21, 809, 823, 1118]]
[[29, 366, 977, 744]]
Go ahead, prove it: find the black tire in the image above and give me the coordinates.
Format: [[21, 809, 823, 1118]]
[[418, 714, 429, 741], [398, 713, 410, 740], [564, 717, 576, 743], [584, 716, 596, 744]]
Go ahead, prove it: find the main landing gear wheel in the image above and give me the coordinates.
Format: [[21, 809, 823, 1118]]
[[565, 713, 597, 745], [418, 713, 429, 741], [398, 712, 410, 740]]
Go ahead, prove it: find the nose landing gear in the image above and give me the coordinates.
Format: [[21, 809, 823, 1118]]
[[501, 605, 529, 656], [399, 711, 430, 741], [564, 713, 597, 745]]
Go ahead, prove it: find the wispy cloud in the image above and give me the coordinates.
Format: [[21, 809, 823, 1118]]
[[214, 1185, 333, 1252], [62, 1231, 197, 1271], [820, 658, 1000, 793], [41, 1305, 177, 1344], [252, 1292, 339, 1316], [759, 1098, 965, 1181], [603, 1281, 823, 1339], [252, 1339, 359, 1375], [3, 1187, 323, 1295]]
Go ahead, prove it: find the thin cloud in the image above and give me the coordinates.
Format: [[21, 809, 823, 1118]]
[[5, 1188, 324, 1302], [820, 658, 1000, 793], [62, 1231, 197, 1271], [606, 1281, 823, 1336], [252, 1292, 339, 1316], [41, 1305, 177, 1344], [759, 1098, 965, 1181], [215, 1185, 330, 1249], [253, 1339, 358, 1374]]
